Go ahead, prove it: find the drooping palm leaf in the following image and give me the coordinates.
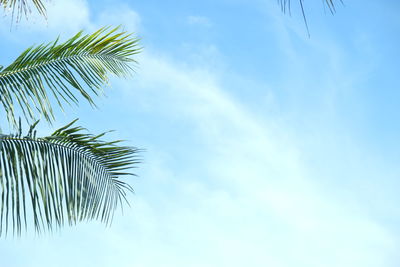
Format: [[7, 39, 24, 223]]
[[278, 0, 343, 14], [0, 119, 140, 236], [0, 27, 140, 128], [0, 0, 47, 22], [277, 0, 343, 35]]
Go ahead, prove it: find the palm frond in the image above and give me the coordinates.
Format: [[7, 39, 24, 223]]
[[0, 119, 140, 236], [278, 0, 343, 14], [277, 0, 344, 35], [0, 0, 47, 22], [0, 27, 141, 128]]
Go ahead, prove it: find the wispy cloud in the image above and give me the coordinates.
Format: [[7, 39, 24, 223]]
[[106, 49, 398, 266], [95, 4, 141, 32]]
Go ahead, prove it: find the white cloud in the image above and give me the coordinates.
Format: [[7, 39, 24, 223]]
[[102, 50, 398, 266], [42, 0, 90, 34], [95, 5, 141, 33], [0, 0, 141, 44]]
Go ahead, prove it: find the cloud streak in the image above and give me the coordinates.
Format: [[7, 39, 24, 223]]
[[107, 49, 398, 266]]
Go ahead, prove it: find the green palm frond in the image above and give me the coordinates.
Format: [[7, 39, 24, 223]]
[[0, 27, 140, 128], [0, 119, 140, 236], [0, 0, 46, 22]]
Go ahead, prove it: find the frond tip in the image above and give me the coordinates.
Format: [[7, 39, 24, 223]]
[[0, 0, 47, 22], [0, 27, 141, 128], [277, 0, 343, 14], [277, 0, 344, 35], [0, 120, 141, 236]]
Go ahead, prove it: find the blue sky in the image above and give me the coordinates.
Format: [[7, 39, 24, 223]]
[[1, 0, 400, 266]]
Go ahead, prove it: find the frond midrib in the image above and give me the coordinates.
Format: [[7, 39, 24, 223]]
[[0, 136, 115, 180], [0, 52, 131, 80]]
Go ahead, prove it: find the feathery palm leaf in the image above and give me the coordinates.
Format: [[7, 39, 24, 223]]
[[0, 119, 140, 236], [0, 27, 140, 128], [0, 0, 46, 22]]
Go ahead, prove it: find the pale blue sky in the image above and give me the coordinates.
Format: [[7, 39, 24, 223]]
[[1, 0, 400, 266]]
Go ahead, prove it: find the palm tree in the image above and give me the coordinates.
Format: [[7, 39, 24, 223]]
[[0, 2, 141, 236]]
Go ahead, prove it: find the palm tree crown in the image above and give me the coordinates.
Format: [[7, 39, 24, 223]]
[[0, 6, 142, 236]]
